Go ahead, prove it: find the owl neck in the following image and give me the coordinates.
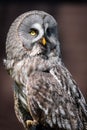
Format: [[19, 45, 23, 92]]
[[5, 54, 62, 87]]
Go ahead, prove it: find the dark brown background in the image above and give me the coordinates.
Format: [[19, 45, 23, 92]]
[[0, 2, 87, 130]]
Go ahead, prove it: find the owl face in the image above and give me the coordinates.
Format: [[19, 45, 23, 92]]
[[5, 11, 61, 72], [17, 11, 59, 59]]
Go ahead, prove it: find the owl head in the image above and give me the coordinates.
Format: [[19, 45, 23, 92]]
[[4, 11, 61, 73], [5, 10, 61, 58]]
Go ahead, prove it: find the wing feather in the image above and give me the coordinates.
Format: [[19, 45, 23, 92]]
[[27, 66, 87, 130]]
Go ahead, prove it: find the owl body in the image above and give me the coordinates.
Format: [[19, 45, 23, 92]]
[[4, 11, 87, 130]]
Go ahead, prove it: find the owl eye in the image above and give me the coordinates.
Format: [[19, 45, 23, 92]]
[[46, 28, 51, 37], [29, 29, 38, 36]]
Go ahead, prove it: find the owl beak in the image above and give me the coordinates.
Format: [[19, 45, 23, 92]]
[[41, 37, 46, 46]]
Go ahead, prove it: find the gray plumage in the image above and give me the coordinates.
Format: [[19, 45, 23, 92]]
[[4, 10, 87, 130]]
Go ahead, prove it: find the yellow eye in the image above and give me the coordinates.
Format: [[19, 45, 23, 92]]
[[29, 29, 37, 36]]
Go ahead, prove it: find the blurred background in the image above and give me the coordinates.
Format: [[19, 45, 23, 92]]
[[0, 1, 87, 130]]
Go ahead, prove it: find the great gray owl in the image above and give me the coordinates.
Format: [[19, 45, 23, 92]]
[[4, 10, 87, 130]]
